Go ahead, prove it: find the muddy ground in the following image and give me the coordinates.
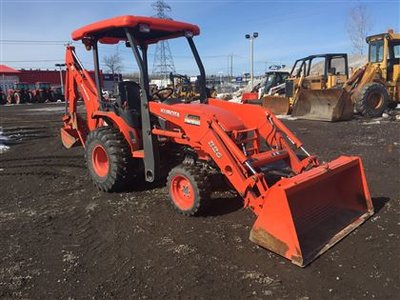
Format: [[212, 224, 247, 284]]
[[0, 103, 399, 299]]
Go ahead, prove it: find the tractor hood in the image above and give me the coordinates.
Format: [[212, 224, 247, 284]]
[[174, 103, 246, 132]]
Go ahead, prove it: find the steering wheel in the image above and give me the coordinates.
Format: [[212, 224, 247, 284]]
[[151, 87, 174, 101]]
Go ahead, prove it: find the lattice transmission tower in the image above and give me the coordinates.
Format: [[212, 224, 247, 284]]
[[152, 0, 176, 80]]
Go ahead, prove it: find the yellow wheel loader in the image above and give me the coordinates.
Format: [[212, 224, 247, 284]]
[[293, 29, 400, 120], [260, 53, 353, 120], [350, 29, 400, 117]]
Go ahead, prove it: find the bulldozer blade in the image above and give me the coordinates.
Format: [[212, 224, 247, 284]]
[[60, 127, 80, 149], [262, 96, 291, 115], [292, 89, 354, 121], [250, 156, 373, 267]]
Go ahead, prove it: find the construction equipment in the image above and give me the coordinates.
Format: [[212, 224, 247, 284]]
[[32, 82, 54, 102], [262, 69, 290, 96], [348, 29, 400, 117], [293, 30, 399, 120], [169, 72, 217, 100], [51, 86, 65, 102], [0, 87, 6, 105], [264, 54, 353, 120], [242, 70, 290, 114], [61, 15, 373, 267], [6, 82, 32, 104]]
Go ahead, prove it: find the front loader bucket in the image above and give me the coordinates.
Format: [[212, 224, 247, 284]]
[[250, 156, 373, 267], [292, 89, 353, 121], [262, 96, 291, 115]]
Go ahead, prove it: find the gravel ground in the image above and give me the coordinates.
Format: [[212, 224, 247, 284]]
[[0, 103, 399, 299]]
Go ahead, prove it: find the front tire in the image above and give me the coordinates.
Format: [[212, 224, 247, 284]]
[[355, 82, 389, 118], [85, 127, 136, 192], [167, 164, 210, 216]]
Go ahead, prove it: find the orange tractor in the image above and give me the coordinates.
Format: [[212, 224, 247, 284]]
[[32, 82, 54, 102], [61, 15, 373, 267], [0, 87, 6, 104], [6, 82, 33, 104]]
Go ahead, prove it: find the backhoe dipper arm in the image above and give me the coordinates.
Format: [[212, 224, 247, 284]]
[[64, 46, 100, 131], [60, 46, 103, 149]]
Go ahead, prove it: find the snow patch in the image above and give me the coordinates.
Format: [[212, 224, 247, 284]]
[[276, 115, 298, 120], [361, 120, 381, 125], [0, 127, 10, 154]]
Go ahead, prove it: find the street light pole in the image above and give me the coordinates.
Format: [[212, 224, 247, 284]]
[[55, 63, 66, 95], [245, 32, 258, 90]]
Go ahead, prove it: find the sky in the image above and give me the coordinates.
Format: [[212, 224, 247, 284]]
[[0, 0, 399, 76]]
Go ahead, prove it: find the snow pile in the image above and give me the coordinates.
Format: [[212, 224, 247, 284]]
[[348, 54, 368, 70], [0, 127, 10, 154]]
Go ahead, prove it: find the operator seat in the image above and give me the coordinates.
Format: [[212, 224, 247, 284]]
[[116, 81, 141, 127]]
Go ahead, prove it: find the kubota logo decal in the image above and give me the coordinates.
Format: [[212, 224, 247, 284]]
[[160, 108, 180, 118], [208, 140, 222, 158]]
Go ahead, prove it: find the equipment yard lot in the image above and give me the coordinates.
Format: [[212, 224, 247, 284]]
[[0, 103, 399, 299]]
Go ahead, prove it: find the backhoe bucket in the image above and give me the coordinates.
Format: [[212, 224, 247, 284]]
[[262, 96, 291, 115], [60, 127, 80, 149], [250, 156, 373, 267], [292, 89, 354, 121]]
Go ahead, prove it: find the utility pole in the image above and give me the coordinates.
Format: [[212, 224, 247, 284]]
[[245, 32, 258, 89], [55, 63, 66, 95], [227, 55, 233, 82], [229, 54, 233, 78]]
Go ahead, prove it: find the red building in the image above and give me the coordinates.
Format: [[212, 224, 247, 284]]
[[1, 64, 120, 92], [18, 69, 66, 87], [0, 65, 20, 91]]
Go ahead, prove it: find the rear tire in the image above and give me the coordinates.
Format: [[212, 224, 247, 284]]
[[85, 127, 136, 192], [6, 94, 13, 104], [167, 164, 210, 216], [355, 82, 389, 118]]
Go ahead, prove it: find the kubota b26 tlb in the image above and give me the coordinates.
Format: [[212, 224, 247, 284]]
[[61, 16, 373, 267]]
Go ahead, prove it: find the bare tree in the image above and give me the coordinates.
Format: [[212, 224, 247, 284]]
[[346, 4, 372, 55], [103, 52, 123, 75]]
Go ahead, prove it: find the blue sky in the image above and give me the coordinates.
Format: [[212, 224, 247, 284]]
[[1, 0, 399, 76]]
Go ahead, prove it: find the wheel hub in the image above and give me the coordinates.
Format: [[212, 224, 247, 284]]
[[92, 144, 109, 177], [367, 92, 384, 109], [171, 175, 194, 210]]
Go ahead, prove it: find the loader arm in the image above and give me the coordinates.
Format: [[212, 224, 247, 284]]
[[346, 63, 382, 98], [149, 100, 318, 214]]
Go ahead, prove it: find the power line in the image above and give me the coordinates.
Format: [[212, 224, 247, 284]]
[[151, 0, 176, 78], [0, 59, 64, 63], [0, 39, 76, 45]]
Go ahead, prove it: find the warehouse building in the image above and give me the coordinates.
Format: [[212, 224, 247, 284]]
[[0, 65, 121, 93]]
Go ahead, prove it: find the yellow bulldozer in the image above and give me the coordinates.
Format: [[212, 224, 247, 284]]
[[261, 30, 400, 121]]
